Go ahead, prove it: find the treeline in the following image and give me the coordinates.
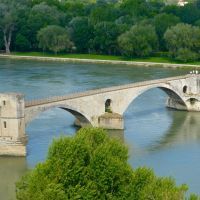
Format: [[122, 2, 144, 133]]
[[0, 0, 200, 62]]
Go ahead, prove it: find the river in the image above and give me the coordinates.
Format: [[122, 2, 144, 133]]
[[0, 58, 199, 199]]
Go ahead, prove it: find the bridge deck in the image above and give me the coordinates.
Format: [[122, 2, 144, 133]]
[[25, 75, 189, 108]]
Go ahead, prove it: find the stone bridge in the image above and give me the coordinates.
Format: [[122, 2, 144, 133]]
[[1, 74, 200, 156]]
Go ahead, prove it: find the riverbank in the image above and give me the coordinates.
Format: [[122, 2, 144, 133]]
[[0, 53, 200, 68]]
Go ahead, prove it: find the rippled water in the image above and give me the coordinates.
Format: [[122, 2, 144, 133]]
[[0, 58, 199, 199]]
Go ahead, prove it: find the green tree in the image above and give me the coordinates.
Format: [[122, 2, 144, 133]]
[[63, 1, 89, 19], [164, 23, 200, 62], [37, 25, 73, 54], [15, 33, 31, 51], [0, 0, 27, 53], [162, 4, 182, 19], [120, 0, 154, 18], [90, 22, 127, 54], [16, 128, 195, 200], [27, 2, 66, 49], [89, 3, 119, 25], [69, 17, 93, 53], [153, 13, 180, 50], [197, 0, 200, 8], [0, 32, 4, 50], [164, 0, 179, 4], [118, 24, 158, 57], [178, 3, 200, 25]]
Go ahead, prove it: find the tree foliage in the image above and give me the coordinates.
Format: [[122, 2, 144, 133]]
[[0, 0, 200, 62], [153, 13, 180, 49], [16, 127, 196, 200], [69, 17, 93, 53], [164, 23, 200, 62], [91, 22, 127, 55], [37, 25, 73, 54], [27, 2, 66, 49], [118, 24, 158, 57], [0, 0, 27, 53]]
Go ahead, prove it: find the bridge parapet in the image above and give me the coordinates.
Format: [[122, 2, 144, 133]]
[[25, 75, 189, 108]]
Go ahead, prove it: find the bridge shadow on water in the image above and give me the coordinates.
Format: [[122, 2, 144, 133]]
[[149, 111, 200, 152]]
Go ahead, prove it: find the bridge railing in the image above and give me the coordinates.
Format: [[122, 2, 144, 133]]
[[25, 75, 190, 108]]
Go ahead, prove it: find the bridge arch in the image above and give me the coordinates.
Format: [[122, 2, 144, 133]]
[[25, 104, 91, 127], [122, 84, 187, 115]]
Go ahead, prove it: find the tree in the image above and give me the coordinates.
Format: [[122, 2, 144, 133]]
[[164, 23, 200, 62], [69, 17, 93, 53], [162, 4, 181, 17], [118, 24, 158, 57], [15, 33, 31, 51], [164, 0, 179, 4], [153, 13, 180, 50], [89, 3, 119, 25], [16, 127, 196, 200], [177, 3, 200, 25], [0, 0, 26, 53], [119, 0, 151, 18], [37, 25, 73, 54], [27, 2, 66, 50], [197, 0, 200, 8], [0, 32, 4, 50], [90, 22, 127, 54]]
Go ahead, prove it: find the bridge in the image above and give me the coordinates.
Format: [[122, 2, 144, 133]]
[[0, 74, 200, 156]]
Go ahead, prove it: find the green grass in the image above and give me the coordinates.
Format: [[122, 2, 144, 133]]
[[12, 52, 122, 61], [11, 52, 200, 65]]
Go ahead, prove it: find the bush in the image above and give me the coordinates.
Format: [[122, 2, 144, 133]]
[[176, 48, 199, 62], [16, 128, 197, 200]]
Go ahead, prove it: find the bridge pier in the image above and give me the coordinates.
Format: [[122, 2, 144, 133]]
[[0, 93, 26, 156], [98, 113, 124, 130], [74, 113, 124, 130]]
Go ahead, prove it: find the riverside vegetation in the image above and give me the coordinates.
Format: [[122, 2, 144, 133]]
[[0, 0, 200, 62], [16, 128, 199, 200]]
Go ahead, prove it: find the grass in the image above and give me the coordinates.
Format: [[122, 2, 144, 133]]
[[10, 52, 200, 65], [12, 52, 122, 61]]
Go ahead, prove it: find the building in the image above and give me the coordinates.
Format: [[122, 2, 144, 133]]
[[178, 0, 188, 6]]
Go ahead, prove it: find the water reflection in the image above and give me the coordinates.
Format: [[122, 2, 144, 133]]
[[150, 111, 200, 151], [0, 157, 27, 200]]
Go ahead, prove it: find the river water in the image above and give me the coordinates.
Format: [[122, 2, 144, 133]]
[[0, 59, 199, 199]]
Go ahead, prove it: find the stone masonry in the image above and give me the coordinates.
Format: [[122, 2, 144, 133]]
[[1, 74, 200, 156]]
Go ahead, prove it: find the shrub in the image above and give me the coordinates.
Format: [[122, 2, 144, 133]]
[[16, 128, 197, 200]]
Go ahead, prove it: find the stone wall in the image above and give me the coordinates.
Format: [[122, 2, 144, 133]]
[[0, 93, 26, 156]]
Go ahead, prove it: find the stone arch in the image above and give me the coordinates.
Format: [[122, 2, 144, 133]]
[[159, 87, 186, 106], [122, 85, 187, 115], [25, 104, 91, 127]]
